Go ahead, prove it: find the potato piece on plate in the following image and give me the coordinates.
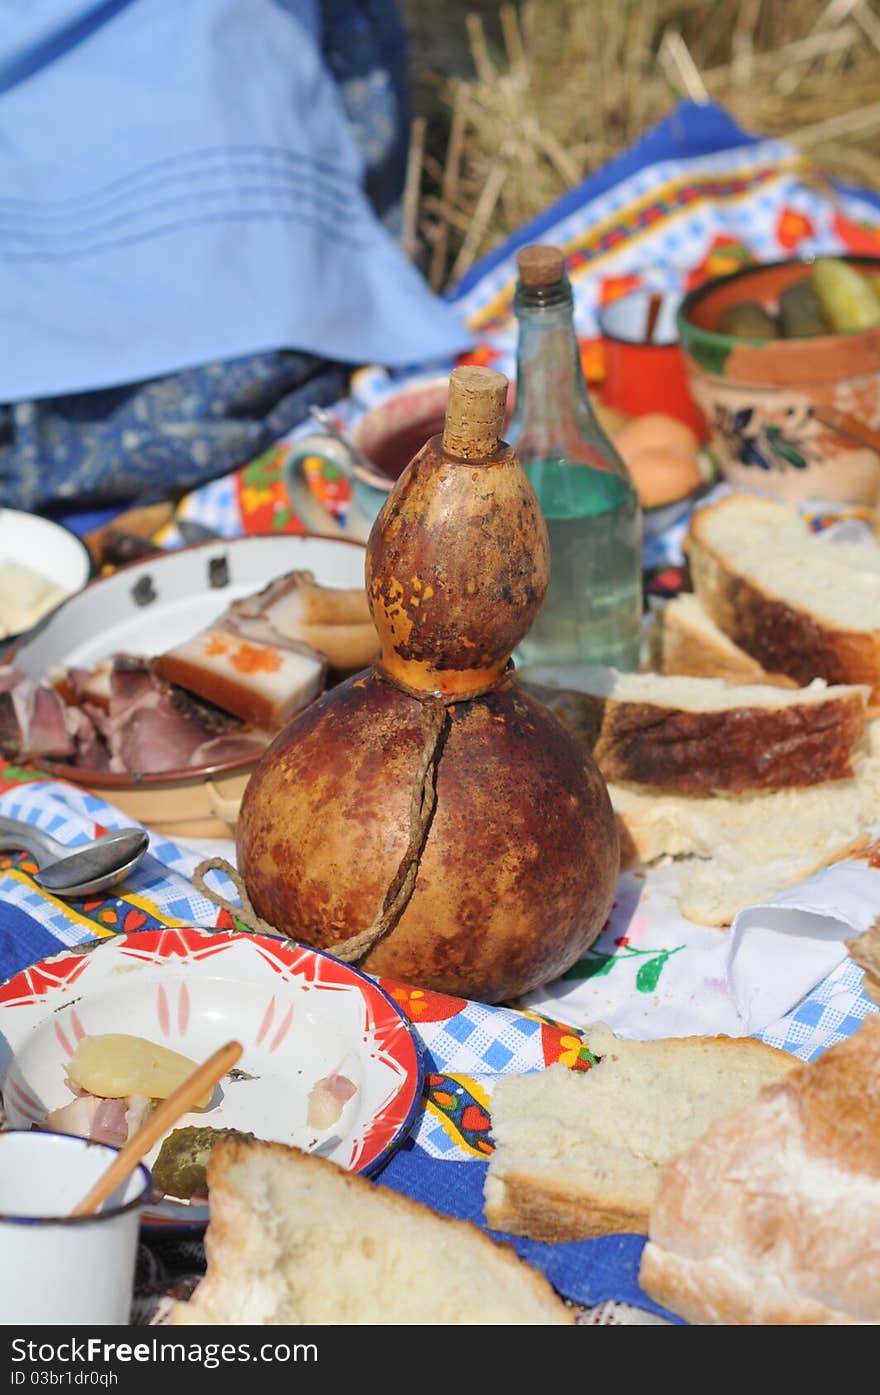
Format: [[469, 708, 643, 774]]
[[66, 1034, 213, 1109]]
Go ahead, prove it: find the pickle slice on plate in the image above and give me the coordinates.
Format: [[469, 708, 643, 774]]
[[811, 258, 880, 331], [152, 1125, 256, 1199]]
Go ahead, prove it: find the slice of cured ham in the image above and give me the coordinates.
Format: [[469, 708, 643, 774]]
[[0, 679, 75, 760], [96, 657, 250, 774]]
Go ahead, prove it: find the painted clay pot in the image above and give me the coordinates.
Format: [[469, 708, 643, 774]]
[[678, 256, 880, 505], [237, 366, 619, 1003]]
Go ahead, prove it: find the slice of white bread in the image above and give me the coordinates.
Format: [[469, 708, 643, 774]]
[[483, 1023, 795, 1242], [686, 492, 880, 700], [170, 1139, 573, 1326], [847, 920, 880, 1006], [639, 1014, 880, 1324], [519, 666, 868, 793], [655, 592, 798, 687], [675, 846, 869, 928], [609, 718, 880, 925]]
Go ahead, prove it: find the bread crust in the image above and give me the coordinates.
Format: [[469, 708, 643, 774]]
[[639, 1244, 863, 1326], [520, 675, 867, 794], [687, 499, 880, 700], [485, 1171, 650, 1240], [639, 1016, 880, 1325], [592, 692, 865, 793], [657, 596, 798, 687], [847, 918, 880, 984]]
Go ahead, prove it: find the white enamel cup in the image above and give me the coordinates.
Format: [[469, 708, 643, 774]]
[[0, 1131, 152, 1325]]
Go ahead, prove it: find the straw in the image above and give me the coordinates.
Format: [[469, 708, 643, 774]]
[[402, 0, 880, 290]]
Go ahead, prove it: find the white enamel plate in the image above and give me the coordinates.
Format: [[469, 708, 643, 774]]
[[0, 928, 423, 1229]]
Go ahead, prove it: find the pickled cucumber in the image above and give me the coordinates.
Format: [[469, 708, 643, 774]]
[[811, 258, 880, 331], [716, 301, 779, 339], [152, 1125, 256, 1199], [778, 279, 831, 338], [66, 1034, 213, 1109]]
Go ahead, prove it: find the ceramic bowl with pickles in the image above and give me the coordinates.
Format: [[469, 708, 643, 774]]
[[677, 255, 880, 505]]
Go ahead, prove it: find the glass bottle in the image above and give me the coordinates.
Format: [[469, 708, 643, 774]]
[[507, 244, 643, 670]]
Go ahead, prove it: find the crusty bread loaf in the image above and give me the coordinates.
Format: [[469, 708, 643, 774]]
[[847, 919, 880, 1005], [607, 718, 880, 924], [686, 493, 880, 700], [170, 1140, 572, 1326], [519, 667, 868, 793], [483, 1023, 795, 1242], [655, 593, 798, 687], [639, 1014, 880, 1324]]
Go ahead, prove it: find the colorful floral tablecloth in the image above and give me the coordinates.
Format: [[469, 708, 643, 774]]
[[0, 750, 875, 1325], [7, 101, 880, 1324]]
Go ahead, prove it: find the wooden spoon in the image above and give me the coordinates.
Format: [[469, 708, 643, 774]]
[[70, 1040, 243, 1217], [645, 291, 664, 344]]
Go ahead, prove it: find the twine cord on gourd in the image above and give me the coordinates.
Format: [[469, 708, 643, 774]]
[[191, 858, 280, 940], [192, 696, 450, 964]]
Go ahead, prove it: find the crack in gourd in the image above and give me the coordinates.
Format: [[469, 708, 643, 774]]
[[192, 698, 452, 964], [330, 696, 451, 964]]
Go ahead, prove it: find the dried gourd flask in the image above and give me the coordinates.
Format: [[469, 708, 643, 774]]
[[237, 366, 619, 1003]]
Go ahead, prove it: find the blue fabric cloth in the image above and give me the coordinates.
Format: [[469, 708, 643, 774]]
[[2, 350, 348, 511], [0, 0, 470, 403], [0, 0, 471, 511], [319, 0, 411, 230]]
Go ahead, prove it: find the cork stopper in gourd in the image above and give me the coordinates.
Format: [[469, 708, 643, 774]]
[[441, 364, 507, 459], [365, 366, 550, 699]]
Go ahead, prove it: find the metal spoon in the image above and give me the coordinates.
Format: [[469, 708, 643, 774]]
[[0, 816, 149, 897]]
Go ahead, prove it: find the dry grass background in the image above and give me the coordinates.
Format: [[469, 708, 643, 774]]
[[400, 0, 880, 289]]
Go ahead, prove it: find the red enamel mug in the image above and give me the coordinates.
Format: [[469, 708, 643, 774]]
[[598, 290, 707, 441]]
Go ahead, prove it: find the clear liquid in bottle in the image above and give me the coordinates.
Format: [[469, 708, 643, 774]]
[[517, 459, 641, 668], [507, 244, 643, 671]]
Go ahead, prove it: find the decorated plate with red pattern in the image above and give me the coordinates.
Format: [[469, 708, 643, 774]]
[[0, 928, 423, 1229]]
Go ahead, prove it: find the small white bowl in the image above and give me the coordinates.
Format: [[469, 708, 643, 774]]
[[0, 510, 91, 636]]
